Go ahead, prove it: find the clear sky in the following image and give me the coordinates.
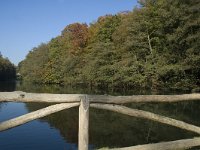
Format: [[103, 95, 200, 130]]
[[0, 0, 138, 65]]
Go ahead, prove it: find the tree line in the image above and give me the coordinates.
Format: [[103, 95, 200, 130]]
[[19, 0, 200, 91], [0, 53, 16, 81]]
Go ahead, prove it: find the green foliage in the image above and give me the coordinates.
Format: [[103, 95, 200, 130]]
[[19, 43, 49, 83], [19, 0, 200, 91], [0, 53, 16, 81]]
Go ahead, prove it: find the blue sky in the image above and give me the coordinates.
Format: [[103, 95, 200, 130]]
[[0, 0, 138, 65]]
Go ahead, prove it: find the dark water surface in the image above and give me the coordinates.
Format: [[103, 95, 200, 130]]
[[0, 81, 200, 150]]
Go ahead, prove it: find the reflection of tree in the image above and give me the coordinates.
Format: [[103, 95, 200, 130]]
[[16, 81, 158, 96], [2, 82, 200, 148], [16, 81, 106, 95], [25, 101, 200, 149], [89, 107, 198, 149], [25, 103, 79, 144], [44, 108, 79, 144]]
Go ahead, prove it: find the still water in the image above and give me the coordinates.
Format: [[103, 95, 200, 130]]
[[0, 81, 200, 150]]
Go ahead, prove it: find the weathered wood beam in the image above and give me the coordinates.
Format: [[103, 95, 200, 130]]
[[109, 137, 200, 150], [90, 103, 200, 135], [89, 94, 200, 104], [1, 92, 200, 103], [79, 96, 89, 150], [0, 103, 79, 131], [0, 91, 84, 103]]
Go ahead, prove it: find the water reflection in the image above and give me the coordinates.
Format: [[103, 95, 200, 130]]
[[15, 81, 160, 95], [24, 101, 200, 149], [1, 81, 200, 149], [0, 102, 78, 150]]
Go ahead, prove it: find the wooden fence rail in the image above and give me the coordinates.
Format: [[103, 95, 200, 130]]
[[1, 91, 200, 103], [0, 91, 200, 150], [0, 103, 79, 131], [110, 137, 200, 150]]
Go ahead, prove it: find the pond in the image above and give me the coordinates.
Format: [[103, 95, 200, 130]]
[[0, 81, 200, 150]]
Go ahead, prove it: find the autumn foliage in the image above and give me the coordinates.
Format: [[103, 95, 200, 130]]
[[19, 0, 200, 91]]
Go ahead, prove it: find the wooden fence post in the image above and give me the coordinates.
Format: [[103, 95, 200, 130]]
[[79, 95, 89, 150]]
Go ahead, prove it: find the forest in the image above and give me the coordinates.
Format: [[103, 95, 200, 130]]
[[0, 53, 16, 81], [19, 0, 200, 91]]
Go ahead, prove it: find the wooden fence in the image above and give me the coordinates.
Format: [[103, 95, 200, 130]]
[[0, 91, 200, 150]]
